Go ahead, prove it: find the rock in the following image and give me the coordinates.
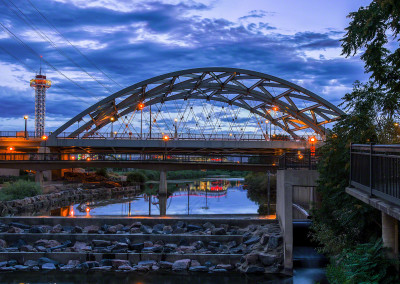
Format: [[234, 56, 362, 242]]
[[245, 266, 265, 273], [178, 246, 196, 253], [79, 261, 99, 269], [268, 235, 283, 249], [50, 224, 63, 233], [190, 260, 201, 267], [130, 221, 142, 228], [152, 265, 160, 271], [24, 260, 38, 267], [20, 245, 36, 252], [243, 232, 253, 241], [138, 260, 156, 267], [140, 225, 152, 234], [130, 227, 140, 234], [100, 259, 113, 267], [106, 226, 118, 234], [143, 241, 153, 247], [8, 226, 23, 233], [205, 261, 213, 267], [212, 268, 228, 272], [244, 253, 259, 265], [258, 253, 277, 266], [50, 240, 72, 252], [163, 225, 173, 234], [176, 221, 186, 228], [134, 265, 149, 272], [118, 265, 132, 271], [42, 263, 57, 270], [84, 225, 100, 234], [159, 261, 173, 269], [92, 240, 111, 247], [38, 257, 59, 266], [67, 260, 80, 267], [260, 234, 270, 245], [208, 241, 220, 247], [111, 259, 130, 269], [193, 241, 204, 250], [173, 227, 186, 234], [113, 242, 128, 250], [91, 266, 112, 271], [60, 265, 75, 271], [72, 226, 83, 233], [187, 224, 202, 232], [216, 264, 233, 270], [72, 241, 91, 251], [12, 239, 26, 249], [153, 224, 164, 232], [172, 259, 191, 271], [211, 227, 226, 235], [189, 266, 209, 272], [9, 222, 30, 229], [14, 265, 29, 271], [130, 243, 144, 251], [244, 236, 260, 245], [29, 226, 45, 234], [203, 222, 215, 230]]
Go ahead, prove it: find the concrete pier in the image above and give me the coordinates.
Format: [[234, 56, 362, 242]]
[[276, 169, 319, 273], [382, 212, 398, 258]]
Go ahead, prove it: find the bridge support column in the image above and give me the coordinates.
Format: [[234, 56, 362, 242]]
[[35, 171, 44, 185], [159, 170, 167, 216], [276, 169, 319, 274], [382, 212, 398, 259]]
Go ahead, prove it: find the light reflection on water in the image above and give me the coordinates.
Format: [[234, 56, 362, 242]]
[[67, 178, 266, 216]]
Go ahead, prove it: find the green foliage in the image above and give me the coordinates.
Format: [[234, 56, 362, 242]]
[[245, 172, 276, 214], [342, 0, 400, 118], [126, 171, 147, 185], [95, 168, 108, 178], [0, 180, 42, 201], [327, 240, 399, 284], [311, 82, 381, 256]]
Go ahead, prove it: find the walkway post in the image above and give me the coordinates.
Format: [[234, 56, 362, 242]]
[[267, 170, 270, 216], [159, 170, 167, 216]]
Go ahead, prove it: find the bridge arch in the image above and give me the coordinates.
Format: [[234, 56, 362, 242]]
[[51, 67, 344, 139]]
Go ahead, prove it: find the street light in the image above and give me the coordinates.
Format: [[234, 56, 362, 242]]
[[110, 117, 115, 138], [174, 118, 178, 139], [8, 146, 14, 151], [42, 135, 48, 160], [163, 135, 169, 160], [138, 103, 144, 139], [23, 115, 28, 139], [309, 136, 317, 143]]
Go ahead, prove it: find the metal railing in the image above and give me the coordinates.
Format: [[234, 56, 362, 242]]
[[350, 144, 400, 206], [0, 131, 320, 142], [278, 152, 320, 170], [0, 152, 280, 165]]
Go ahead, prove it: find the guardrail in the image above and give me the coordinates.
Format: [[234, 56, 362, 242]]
[[350, 144, 400, 206], [0, 131, 321, 142], [0, 152, 280, 165], [278, 152, 320, 170]]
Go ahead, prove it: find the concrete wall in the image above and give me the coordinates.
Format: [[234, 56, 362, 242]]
[[0, 168, 19, 176], [276, 169, 319, 272]]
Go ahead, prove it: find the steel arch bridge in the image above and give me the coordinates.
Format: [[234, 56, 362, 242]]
[[51, 67, 344, 140]]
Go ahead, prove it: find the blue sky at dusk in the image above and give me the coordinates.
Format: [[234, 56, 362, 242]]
[[0, 0, 371, 132]]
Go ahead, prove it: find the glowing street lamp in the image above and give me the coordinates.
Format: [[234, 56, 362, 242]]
[[163, 135, 170, 142], [7, 146, 14, 151], [23, 115, 28, 139], [309, 136, 317, 143], [138, 103, 144, 138], [174, 118, 178, 139], [42, 135, 48, 159], [110, 117, 116, 138]]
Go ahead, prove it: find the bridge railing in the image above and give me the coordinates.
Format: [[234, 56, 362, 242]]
[[0, 152, 280, 165], [0, 131, 50, 138], [350, 144, 400, 206], [53, 132, 313, 141], [278, 152, 320, 170]]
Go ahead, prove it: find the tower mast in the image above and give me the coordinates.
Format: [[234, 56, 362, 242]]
[[30, 56, 51, 137]]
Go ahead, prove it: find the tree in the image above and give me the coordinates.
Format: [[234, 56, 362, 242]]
[[312, 0, 400, 256]]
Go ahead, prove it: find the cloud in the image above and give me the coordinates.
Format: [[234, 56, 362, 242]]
[[0, 0, 367, 133]]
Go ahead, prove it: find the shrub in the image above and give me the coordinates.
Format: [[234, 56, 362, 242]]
[[127, 171, 147, 185], [0, 180, 42, 201], [327, 240, 399, 284], [95, 168, 109, 178]]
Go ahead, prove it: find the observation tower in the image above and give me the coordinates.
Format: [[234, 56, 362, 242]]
[[30, 59, 51, 137]]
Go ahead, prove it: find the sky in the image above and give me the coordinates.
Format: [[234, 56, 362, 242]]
[[0, 0, 372, 133]]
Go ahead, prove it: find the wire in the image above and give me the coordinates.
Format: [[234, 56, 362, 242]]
[[0, 41, 93, 104], [26, 0, 124, 90], [0, 22, 98, 98], [2, 0, 112, 97]]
